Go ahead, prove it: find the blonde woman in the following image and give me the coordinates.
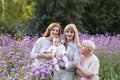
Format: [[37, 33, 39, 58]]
[[54, 23, 81, 80], [73, 40, 100, 80]]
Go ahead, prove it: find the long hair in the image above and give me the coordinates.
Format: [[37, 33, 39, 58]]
[[64, 23, 80, 44], [43, 23, 61, 37]]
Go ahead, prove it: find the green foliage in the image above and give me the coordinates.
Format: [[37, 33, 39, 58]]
[[33, 0, 85, 34], [0, 0, 35, 25], [95, 49, 120, 79], [81, 0, 120, 35], [0, 19, 7, 34], [0, 0, 35, 36]]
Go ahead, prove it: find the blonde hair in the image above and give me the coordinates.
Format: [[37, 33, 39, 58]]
[[43, 23, 61, 37], [82, 40, 96, 53], [64, 23, 80, 44]]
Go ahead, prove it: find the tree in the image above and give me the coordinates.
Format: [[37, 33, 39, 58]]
[[81, 0, 120, 35], [0, 0, 35, 35], [33, 0, 85, 34]]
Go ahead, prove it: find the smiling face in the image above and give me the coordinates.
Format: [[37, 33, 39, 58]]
[[50, 27, 59, 38], [65, 29, 75, 42], [64, 24, 79, 44], [43, 23, 61, 37], [81, 45, 90, 55], [81, 40, 96, 56]]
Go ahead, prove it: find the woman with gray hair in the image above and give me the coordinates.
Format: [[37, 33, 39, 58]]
[[73, 40, 100, 80]]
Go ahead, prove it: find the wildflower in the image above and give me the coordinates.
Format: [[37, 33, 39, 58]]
[[15, 73, 19, 77], [34, 71, 40, 76], [23, 75, 29, 80], [80, 77, 86, 80], [8, 77, 14, 80]]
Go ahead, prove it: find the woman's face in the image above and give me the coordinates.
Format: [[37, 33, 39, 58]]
[[81, 45, 89, 55], [65, 30, 74, 42], [50, 27, 59, 38]]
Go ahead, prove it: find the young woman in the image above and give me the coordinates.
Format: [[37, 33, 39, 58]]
[[30, 23, 61, 80], [54, 23, 81, 80], [31, 22, 61, 67]]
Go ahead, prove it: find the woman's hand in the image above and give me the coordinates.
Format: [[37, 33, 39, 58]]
[[76, 42, 81, 49], [72, 60, 80, 68], [36, 54, 44, 58], [55, 51, 64, 58], [36, 53, 53, 59]]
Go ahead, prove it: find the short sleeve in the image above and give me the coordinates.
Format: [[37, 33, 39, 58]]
[[87, 60, 100, 75]]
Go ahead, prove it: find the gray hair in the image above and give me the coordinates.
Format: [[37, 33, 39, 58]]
[[82, 40, 96, 53]]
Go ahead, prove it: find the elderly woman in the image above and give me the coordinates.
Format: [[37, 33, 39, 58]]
[[73, 40, 100, 80]]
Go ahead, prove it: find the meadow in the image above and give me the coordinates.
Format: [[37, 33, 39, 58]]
[[0, 33, 120, 80]]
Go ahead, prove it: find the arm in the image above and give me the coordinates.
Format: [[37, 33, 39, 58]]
[[37, 46, 54, 59], [31, 38, 53, 59], [37, 53, 53, 60], [30, 38, 42, 59], [68, 47, 81, 68], [74, 60, 99, 79], [76, 63, 94, 79]]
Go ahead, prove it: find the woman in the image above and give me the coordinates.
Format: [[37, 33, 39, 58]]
[[54, 23, 81, 80], [30, 23, 61, 79], [73, 40, 100, 80]]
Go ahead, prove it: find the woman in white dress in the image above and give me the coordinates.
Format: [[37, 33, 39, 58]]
[[54, 23, 81, 80], [73, 40, 100, 80], [30, 23, 61, 80]]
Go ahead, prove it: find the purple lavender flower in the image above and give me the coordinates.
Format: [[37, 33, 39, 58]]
[[23, 75, 29, 80], [11, 68, 16, 72], [3, 64, 7, 70], [15, 73, 19, 77], [16, 53, 20, 58], [0, 61, 6, 64], [8, 51, 14, 57], [8, 77, 14, 80], [1, 72, 5, 77], [22, 66, 27, 71], [40, 69, 46, 74], [34, 71, 40, 76], [80, 77, 86, 80], [41, 73, 46, 79]]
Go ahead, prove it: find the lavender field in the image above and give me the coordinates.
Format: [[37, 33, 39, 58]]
[[0, 33, 120, 80]]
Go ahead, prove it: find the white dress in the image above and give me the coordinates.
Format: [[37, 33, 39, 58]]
[[47, 44, 69, 70], [76, 54, 100, 80], [47, 44, 67, 57], [30, 37, 52, 68]]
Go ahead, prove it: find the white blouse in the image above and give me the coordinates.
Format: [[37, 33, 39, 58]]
[[30, 37, 52, 68], [76, 54, 100, 80]]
